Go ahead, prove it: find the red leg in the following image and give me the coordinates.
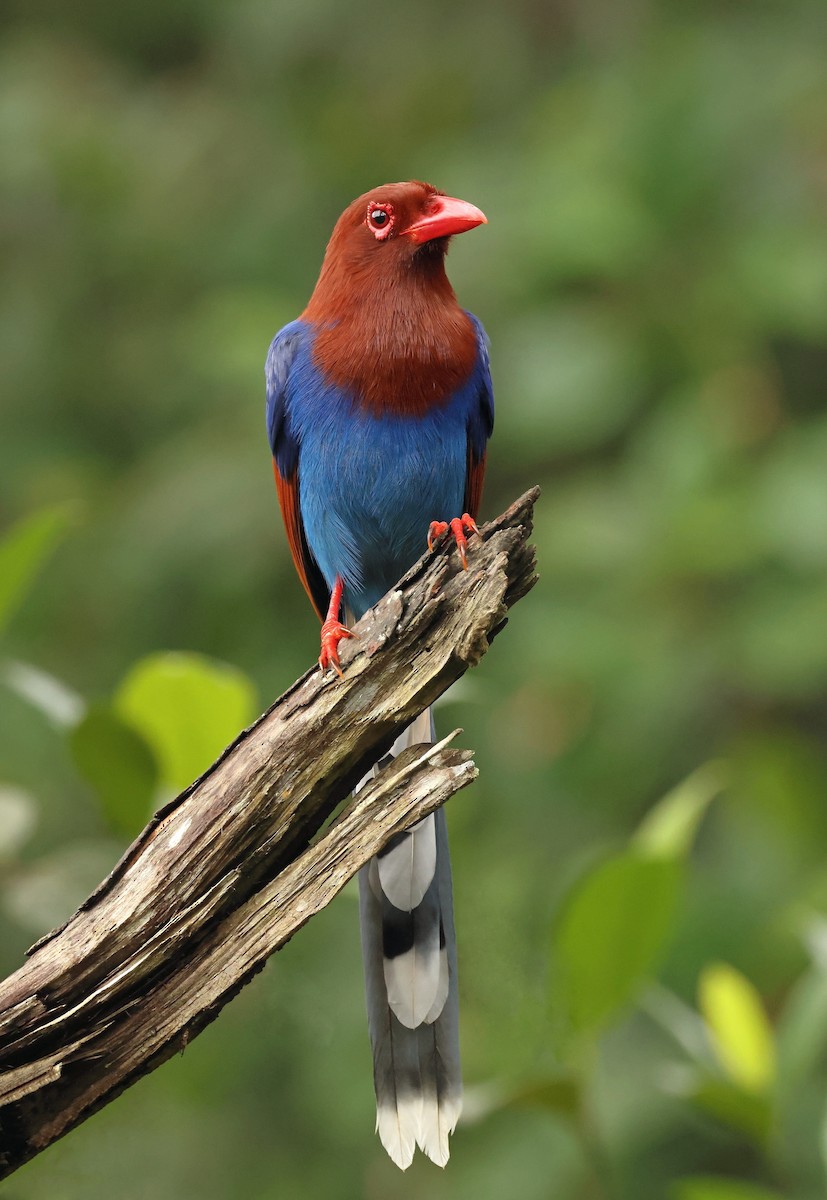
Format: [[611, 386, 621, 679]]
[[427, 513, 480, 570], [319, 575, 354, 677]]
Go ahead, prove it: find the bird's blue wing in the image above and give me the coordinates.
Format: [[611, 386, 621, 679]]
[[464, 314, 494, 519], [265, 321, 330, 620]]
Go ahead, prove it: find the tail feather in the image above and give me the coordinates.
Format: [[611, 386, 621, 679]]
[[358, 707, 462, 1168], [414, 808, 462, 1165], [360, 867, 423, 1169], [376, 815, 436, 910], [424, 941, 449, 1024], [414, 1021, 462, 1166], [381, 870, 442, 1029]]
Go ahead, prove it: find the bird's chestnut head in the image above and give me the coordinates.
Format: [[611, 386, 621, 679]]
[[303, 181, 486, 329], [314, 181, 486, 276], [302, 181, 486, 408], [358, 183, 486, 249]]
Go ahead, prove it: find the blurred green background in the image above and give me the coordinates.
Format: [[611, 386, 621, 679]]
[[2, 0, 827, 1196]]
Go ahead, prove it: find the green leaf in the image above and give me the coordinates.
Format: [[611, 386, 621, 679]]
[[70, 704, 159, 836], [553, 851, 682, 1035], [698, 963, 776, 1093], [775, 964, 827, 1102], [0, 505, 75, 633], [114, 652, 257, 793], [687, 1076, 772, 1144], [672, 1176, 784, 1200], [640, 985, 718, 1067], [634, 760, 727, 859], [3, 660, 85, 728], [0, 786, 38, 859]]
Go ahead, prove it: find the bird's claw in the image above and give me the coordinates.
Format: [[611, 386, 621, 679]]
[[319, 619, 354, 677], [427, 513, 480, 570]]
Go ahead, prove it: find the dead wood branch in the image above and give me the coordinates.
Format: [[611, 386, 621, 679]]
[[0, 486, 539, 1178]]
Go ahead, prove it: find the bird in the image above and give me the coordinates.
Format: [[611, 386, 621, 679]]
[[265, 180, 493, 1169]]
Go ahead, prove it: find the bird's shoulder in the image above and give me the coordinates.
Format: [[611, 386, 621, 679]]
[[463, 311, 494, 444], [265, 319, 310, 470], [265, 319, 309, 397]]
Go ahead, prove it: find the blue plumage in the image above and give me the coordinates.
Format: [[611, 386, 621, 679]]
[[266, 315, 492, 619]]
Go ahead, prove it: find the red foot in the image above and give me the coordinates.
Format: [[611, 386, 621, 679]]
[[319, 574, 354, 677], [427, 513, 480, 570], [319, 618, 353, 677]]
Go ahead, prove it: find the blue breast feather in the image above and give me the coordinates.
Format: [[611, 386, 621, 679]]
[[266, 317, 493, 619]]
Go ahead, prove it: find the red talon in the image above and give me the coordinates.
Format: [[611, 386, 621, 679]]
[[427, 512, 480, 570], [428, 520, 448, 551], [319, 620, 353, 677], [319, 575, 354, 677]]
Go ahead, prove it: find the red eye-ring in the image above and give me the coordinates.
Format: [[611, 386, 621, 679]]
[[367, 202, 394, 241]]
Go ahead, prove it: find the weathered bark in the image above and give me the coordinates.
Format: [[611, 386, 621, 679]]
[[0, 487, 539, 1178]]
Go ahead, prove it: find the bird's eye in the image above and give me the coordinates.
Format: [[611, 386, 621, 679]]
[[367, 203, 394, 240]]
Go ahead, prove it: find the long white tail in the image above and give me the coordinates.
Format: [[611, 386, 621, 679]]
[[358, 706, 462, 1169]]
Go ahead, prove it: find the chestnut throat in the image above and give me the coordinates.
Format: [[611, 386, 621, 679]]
[[302, 248, 477, 417]]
